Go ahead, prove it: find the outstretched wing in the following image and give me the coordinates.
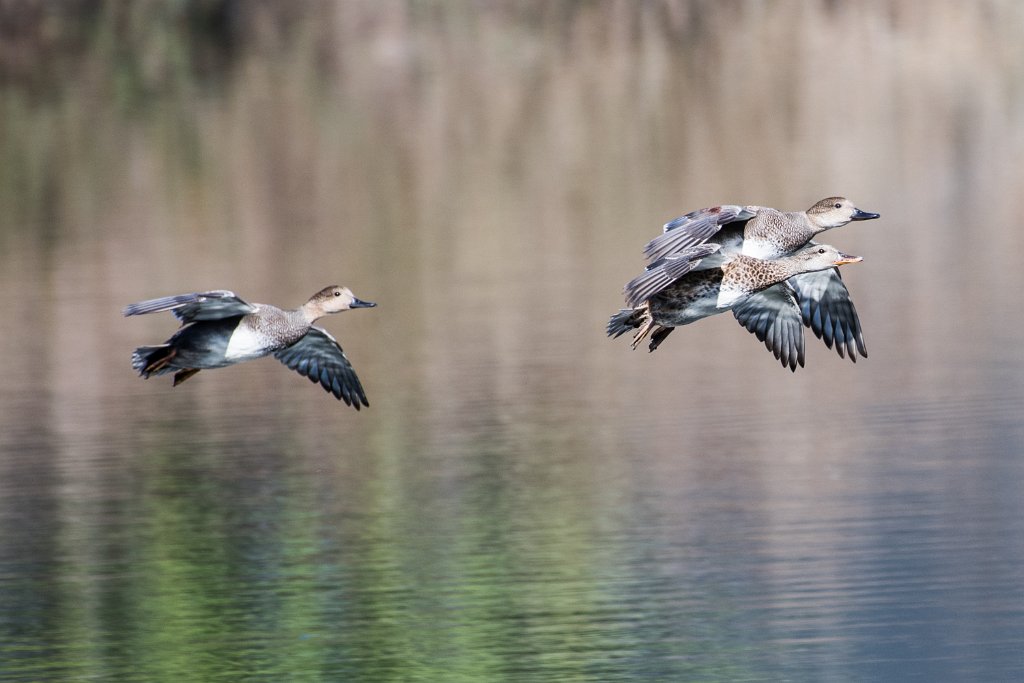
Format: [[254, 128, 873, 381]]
[[273, 326, 369, 409], [643, 205, 756, 263], [623, 243, 722, 307], [732, 283, 805, 372], [123, 290, 257, 323], [789, 269, 867, 361]]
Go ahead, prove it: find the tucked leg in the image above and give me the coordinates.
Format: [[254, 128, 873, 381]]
[[173, 368, 201, 385]]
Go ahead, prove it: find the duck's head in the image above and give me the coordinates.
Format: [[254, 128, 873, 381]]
[[310, 285, 377, 315], [789, 243, 863, 273], [807, 197, 880, 230]]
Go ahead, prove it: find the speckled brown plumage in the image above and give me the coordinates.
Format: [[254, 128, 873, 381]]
[[615, 197, 878, 365], [608, 244, 862, 359]]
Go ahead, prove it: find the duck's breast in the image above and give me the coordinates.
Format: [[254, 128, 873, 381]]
[[224, 319, 276, 362], [742, 209, 812, 258]]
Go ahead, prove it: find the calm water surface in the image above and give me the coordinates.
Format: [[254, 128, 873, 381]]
[[2, 2, 1024, 681]]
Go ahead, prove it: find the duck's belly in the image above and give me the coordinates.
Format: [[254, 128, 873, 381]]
[[224, 324, 273, 362], [648, 271, 724, 327], [167, 317, 253, 368]]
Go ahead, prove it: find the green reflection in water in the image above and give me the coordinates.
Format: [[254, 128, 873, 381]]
[[0, 413, 753, 681]]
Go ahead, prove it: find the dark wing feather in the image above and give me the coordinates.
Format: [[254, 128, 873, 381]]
[[273, 326, 369, 409], [123, 290, 257, 322], [643, 205, 755, 263], [623, 243, 721, 307], [732, 283, 805, 372], [788, 269, 867, 361]]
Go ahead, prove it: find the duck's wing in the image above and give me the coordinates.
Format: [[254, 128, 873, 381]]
[[643, 205, 756, 263], [273, 326, 368, 409], [623, 243, 721, 307], [731, 283, 805, 372], [123, 290, 257, 323], [788, 269, 867, 361]]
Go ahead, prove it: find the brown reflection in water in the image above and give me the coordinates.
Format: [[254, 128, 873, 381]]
[[0, 7, 1018, 440], [0, 0, 1018, 502]]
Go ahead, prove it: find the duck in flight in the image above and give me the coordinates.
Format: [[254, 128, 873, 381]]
[[608, 244, 864, 371], [125, 285, 375, 409], [619, 197, 878, 363]]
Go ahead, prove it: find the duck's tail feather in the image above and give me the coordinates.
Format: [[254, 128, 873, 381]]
[[607, 306, 672, 352], [132, 345, 177, 378], [607, 308, 643, 338]]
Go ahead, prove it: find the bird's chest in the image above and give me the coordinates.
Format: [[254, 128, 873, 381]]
[[742, 214, 809, 258], [742, 238, 789, 260], [224, 317, 304, 361], [223, 324, 271, 362]]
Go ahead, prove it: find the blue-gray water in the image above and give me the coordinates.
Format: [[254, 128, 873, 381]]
[[2, 2, 1024, 681]]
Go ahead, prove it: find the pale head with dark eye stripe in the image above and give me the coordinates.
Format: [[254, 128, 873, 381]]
[[302, 285, 377, 322]]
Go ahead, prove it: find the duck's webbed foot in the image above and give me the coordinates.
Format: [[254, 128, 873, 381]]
[[648, 326, 673, 352], [173, 368, 201, 385]]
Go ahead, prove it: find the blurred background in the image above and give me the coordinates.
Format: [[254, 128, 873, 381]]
[[2, 1, 1023, 680]]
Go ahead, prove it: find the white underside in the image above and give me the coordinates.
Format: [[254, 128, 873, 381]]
[[224, 325, 269, 362], [717, 286, 745, 309], [741, 239, 777, 260]]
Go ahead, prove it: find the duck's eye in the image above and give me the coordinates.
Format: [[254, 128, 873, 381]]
[[834, 202, 842, 209], [818, 248, 826, 254], [334, 290, 342, 297]]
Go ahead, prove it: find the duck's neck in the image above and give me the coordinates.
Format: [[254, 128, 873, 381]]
[[294, 303, 321, 326], [717, 254, 803, 308], [772, 257, 814, 281], [742, 209, 816, 258], [727, 254, 805, 287]]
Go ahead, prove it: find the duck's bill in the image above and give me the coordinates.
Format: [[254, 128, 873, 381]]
[[351, 298, 377, 308], [851, 209, 880, 221], [833, 253, 864, 266]]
